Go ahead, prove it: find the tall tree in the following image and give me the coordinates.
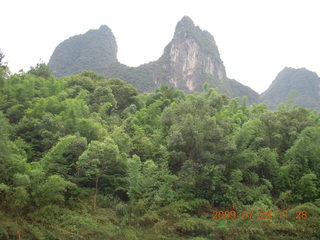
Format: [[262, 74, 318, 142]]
[[77, 138, 119, 210]]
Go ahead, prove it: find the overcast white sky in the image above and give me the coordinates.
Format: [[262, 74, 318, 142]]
[[1, 0, 319, 93]]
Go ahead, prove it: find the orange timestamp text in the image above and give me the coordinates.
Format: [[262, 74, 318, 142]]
[[212, 210, 308, 220]]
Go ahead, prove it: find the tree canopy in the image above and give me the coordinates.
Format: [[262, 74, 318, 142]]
[[0, 66, 319, 239]]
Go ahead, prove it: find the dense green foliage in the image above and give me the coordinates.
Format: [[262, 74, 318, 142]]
[[1, 65, 320, 239]]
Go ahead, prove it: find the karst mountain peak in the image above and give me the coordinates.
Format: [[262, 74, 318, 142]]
[[48, 16, 257, 103]]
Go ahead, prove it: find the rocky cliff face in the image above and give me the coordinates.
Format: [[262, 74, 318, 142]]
[[48, 16, 259, 103], [261, 67, 320, 110], [158, 16, 227, 92]]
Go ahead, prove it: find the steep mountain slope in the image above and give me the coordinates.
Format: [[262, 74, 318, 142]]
[[156, 16, 227, 92], [261, 67, 320, 110], [48, 16, 259, 103], [49, 25, 118, 77]]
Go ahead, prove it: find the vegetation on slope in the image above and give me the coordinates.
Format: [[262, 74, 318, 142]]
[[0, 61, 320, 239]]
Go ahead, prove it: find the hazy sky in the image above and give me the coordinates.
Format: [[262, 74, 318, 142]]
[[1, 0, 319, 93]]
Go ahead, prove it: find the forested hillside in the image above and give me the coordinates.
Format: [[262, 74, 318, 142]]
[[0, 62, 320, 239]]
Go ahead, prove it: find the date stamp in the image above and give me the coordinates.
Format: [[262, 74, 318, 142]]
[[212, 210, 308, 220]]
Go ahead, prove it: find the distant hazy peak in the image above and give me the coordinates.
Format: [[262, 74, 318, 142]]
[[48, 25, 118, 77], [99, 24, 111, 31], [265, 67, 320, 92], [261, 67, 320, 110], [279, 66, 317, 75], [176, 16, 195, 29], [174, 16, 200, 38], [273, 67, 319, 85]]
